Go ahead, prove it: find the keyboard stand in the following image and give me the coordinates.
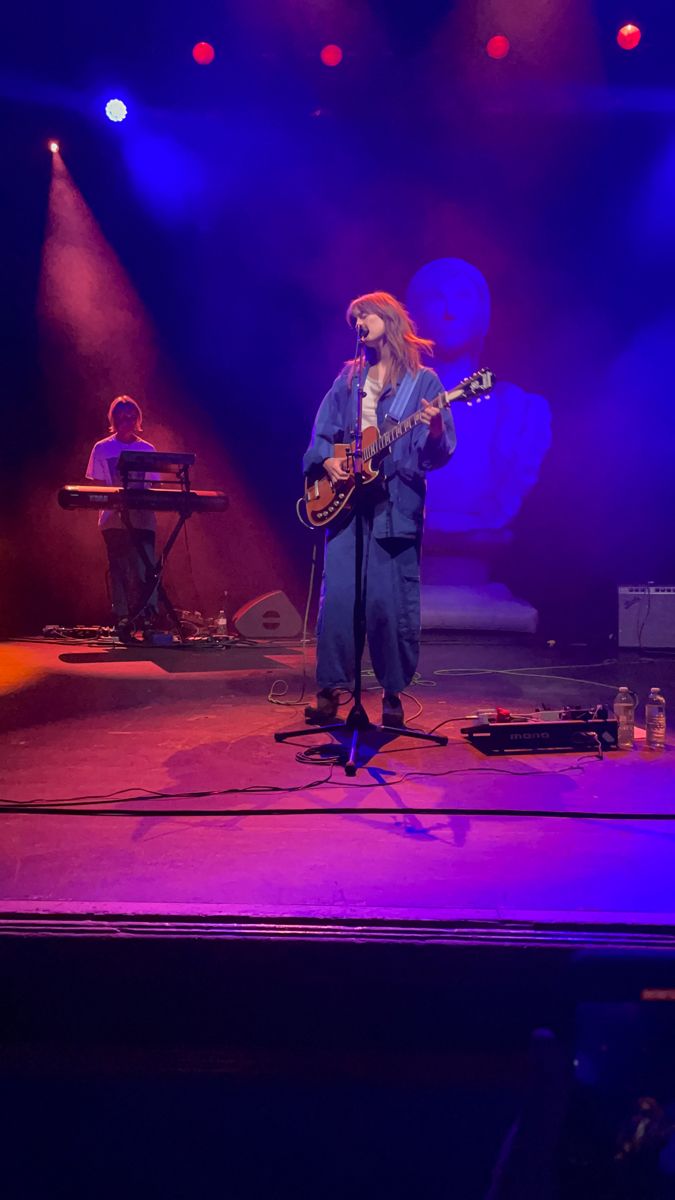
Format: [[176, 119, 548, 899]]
[[121, 510, 190, 641], [119, 459, 194, 643]]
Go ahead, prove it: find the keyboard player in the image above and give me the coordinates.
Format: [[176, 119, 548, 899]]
[[86, 395, 159, 643]]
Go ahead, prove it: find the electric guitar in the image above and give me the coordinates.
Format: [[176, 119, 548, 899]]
[[301, 368, 494, 529]]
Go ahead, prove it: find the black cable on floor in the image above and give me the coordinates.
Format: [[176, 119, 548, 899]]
[[0, 803, 674, 820], [3, 754, 674, 819], [0, 754, 599, 810]]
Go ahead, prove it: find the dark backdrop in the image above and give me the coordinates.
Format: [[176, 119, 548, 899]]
[[2, 0, 674, 639]]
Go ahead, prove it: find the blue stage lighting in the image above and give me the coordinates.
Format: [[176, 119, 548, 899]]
[[105, 98, 128, 123]]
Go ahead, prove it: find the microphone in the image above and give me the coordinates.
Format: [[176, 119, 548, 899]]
[[356, 323, 368, 341]]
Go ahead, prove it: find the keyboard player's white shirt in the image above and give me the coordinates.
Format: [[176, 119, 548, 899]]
[[86, 435, 158, 531]]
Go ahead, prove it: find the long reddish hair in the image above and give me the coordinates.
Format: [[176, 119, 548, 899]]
[[346, 290, 434, 387]]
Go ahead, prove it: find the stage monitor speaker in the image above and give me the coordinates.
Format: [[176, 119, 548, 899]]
[[233, 591, 302, 639], [618, 585, 675, 649]]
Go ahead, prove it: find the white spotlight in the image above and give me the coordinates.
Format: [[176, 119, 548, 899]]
[[105, 98, 128, 123]]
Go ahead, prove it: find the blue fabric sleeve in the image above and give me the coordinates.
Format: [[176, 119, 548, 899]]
[[302, 370, 348, 477], [414, 369, 457, 471]]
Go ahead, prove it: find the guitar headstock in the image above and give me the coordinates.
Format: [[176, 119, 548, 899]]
[[445, 368, 495, 407]]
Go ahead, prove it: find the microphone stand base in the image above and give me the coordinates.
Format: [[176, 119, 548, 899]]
[[275, 707, 448, 777]]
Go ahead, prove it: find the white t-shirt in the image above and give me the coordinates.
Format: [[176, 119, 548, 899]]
[[86, 435, 158, 531], [361, 375, 383, 430]]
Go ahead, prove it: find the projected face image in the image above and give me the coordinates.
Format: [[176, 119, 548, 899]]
[[404, 256, 551, 535], [406, 258, 491, 355]]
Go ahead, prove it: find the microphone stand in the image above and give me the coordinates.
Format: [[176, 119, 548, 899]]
[[276, 328, 448, 776], [342, 333, 373, 768]]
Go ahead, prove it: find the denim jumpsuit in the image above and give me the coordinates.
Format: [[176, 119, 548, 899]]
[[303, 365, 456, 694]]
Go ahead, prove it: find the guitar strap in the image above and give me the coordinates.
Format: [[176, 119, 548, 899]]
[[349, 368, 417, 432], [384, 371, 416, 423]]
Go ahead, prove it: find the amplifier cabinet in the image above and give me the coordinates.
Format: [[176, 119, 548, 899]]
[[618, 585, 675, 649]]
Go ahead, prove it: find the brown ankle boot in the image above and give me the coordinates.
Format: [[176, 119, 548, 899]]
[[304, 687, 341, 726], [382, 692, 404, 728]]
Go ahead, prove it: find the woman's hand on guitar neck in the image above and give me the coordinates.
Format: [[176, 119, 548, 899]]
[[420, 396, 444, 440], [323, 456, 351, 485]]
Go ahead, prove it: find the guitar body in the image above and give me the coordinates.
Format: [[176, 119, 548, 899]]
[[303, 427, 383, 528], [299, 369, 494, 529]]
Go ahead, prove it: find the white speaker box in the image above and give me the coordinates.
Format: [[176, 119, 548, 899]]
[[233, 591, 302, 639], [618, 585, 675, 648]]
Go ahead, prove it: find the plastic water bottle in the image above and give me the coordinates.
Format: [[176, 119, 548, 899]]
[[613, 686, 636, 750], [645, 687, 666, 750]]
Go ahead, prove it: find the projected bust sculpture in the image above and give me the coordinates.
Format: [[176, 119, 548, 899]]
[[406, 258, 552, 631]]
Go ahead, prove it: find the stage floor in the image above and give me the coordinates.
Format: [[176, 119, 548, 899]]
[[1, 637, 675, 934]]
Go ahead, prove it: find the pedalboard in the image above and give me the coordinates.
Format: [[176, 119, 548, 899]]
[[461, 711, 618, 754]]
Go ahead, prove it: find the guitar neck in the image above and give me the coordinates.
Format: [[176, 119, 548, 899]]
[[363, 386, 459, 462]]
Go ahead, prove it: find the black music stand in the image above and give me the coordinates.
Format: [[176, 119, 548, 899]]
[[118, 451, 197, 643], [275, 337, 448, 776]]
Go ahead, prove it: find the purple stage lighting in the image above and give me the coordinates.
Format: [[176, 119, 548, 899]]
[[105, 98, 128, 123]]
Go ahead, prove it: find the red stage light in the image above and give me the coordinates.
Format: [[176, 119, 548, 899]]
[[617, 23, 641, 51], [320, 44, 343, 68], [48, 141, 59, 154], [486, 35, 510, 60], [192, 41, 215, 66]]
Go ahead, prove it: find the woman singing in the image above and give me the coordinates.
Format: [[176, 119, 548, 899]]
[[303, 291, 456, 727]]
